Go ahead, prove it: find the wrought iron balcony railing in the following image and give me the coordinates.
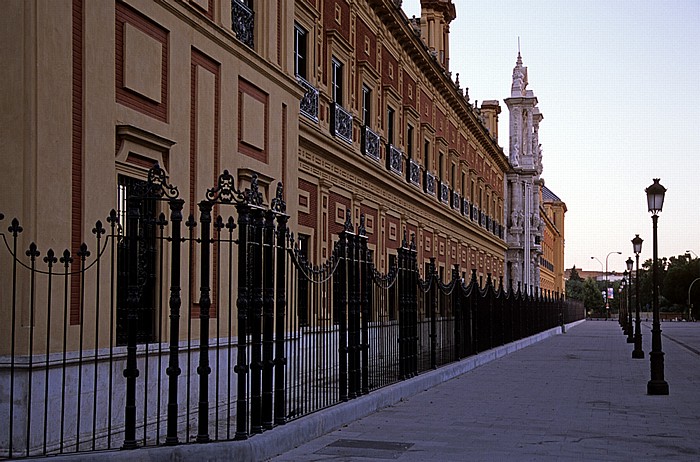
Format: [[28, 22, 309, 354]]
[[480, 211, 486, 227], [471, 205, 479, 222], [439, 181, 450, 204], [361, 126, 381, 161], [331, 102, 353, 144], [407, 159, 421, 187], [451, 190, 461, 211], [386, 144, 404, 175], [462, 199, 470, 217], [297, 76, 319, 122], [231, 0, 254, 48], [424, 171, 436, 196]]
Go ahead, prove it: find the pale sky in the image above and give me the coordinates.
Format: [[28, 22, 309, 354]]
[[402, 0, 700, 274]]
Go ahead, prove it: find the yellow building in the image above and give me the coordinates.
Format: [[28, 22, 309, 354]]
[[539, 183, 567, 293]]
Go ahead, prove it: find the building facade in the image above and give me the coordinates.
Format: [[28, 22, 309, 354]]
[[504, 52, 544, 291], [539, 183, 567, 293], [1, 0, 510, 348]]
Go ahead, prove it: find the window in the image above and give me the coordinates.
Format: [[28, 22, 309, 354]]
[[439, 152, 444, 181], [423, 140, 430, 170], [331, 58, 343, 106], [294, 24, 308, 79], [362, 85, 371, 126], [407, 124, 414, 158], [451, 163, 456, 188], [387, 106, 395, 145], [116, 175, 157, 346]]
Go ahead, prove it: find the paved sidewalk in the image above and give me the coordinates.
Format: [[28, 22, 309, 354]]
[[269, 321, 700, 461]]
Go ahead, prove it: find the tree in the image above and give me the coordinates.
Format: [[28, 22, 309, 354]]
[[582, 277, 605, 316], [566, 265, 584, 301], [662, 254, 700, 315]]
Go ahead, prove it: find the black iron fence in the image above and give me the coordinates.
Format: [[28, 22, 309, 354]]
[[0, 164, 582, 459]]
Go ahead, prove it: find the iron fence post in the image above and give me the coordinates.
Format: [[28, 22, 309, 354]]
[[235, 201, 251, 440], [122, 195, 141, 450], [249, 206, 264, 434], [429, 257, 437, 370], [273, 196, 288, 426], [337, 218, 349, 402], [165, 198, 184, 445], [262, 210, 276, 430], [195, 200, 213, 443], [452, 265, 461, 361], [359, 218, 370, 395]]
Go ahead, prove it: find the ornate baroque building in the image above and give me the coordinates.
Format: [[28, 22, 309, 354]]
[[504, 52, 544, 291], [503, 52, 566, 294], [1, 0, 509, 344]]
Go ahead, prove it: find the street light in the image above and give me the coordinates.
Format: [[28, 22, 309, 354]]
[[689, 278, 700, 322], [632, 234, 644, 359], [621, 271, 629, 333], [645, 178, 668, 395], [591, 256, 604, 316], [626, 257, 634, 343], [687, 250, 698, 258]]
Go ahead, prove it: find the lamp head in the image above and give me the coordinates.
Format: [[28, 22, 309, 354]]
[[645, 178, 666, 215], [632, 234, 643, 254], [626, 257, 634, 272]]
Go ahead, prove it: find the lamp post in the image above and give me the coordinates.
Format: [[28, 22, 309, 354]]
[[620, 273, 628, 332], [688, 278, 700, 322], [646, 178, 668, 395], [632, 234, 644, 359], [686, 249, 698, 258], [591, 256, 604, 317], [626, 258, 634, 343]]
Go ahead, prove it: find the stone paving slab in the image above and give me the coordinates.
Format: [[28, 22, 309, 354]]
[[269, 321, 700, 461]]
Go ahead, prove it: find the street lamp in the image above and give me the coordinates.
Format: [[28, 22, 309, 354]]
[[689, 278, 700, 322], [621, 271, 628, 332], [687, 250, 698, 258], [645, 178, 668, 395], [591, 256, 604, 316], [626, 257, 634, 343], [632, 234, 644, 359]]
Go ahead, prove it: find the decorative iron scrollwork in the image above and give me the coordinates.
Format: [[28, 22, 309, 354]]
[[298, 76, 319, 122], [358, 213, 366, 237], [231, 0, 254, 48], [343, 208, 353, 232], [206, 169, 239, 203], [331, 102, 353, 144], [387, 145, 403, 175], [271, 182, 286, 213], [362, 126, 380, 161], [408, 159, 420, 187], [244, 174, 263, 206], [146, 163, 179, 199]]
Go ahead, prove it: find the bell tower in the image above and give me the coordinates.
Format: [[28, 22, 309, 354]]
[[504, 51, 544, 290]]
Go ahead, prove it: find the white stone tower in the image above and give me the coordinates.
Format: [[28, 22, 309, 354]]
[[504, 51, 544, 292]]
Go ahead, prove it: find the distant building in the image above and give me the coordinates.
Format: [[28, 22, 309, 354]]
[[504, 52, 544, 291], [539, 184, 566, 294]]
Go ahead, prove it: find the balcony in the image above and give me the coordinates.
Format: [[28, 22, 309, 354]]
[[471, 205, 478, 222], [439, 181, 449, 205], [298, 76, 319, 122], [361, 126, 381, 161], [386, 144, 404, 176], [424, 171, 436, 196], [331, 102, 353, 144], [462, 198, 470, 217], [407, 159, 421, 187], [231, 0, 254, 48], [480, 211, 486, 228], [451, 190, 461, 211]]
